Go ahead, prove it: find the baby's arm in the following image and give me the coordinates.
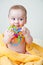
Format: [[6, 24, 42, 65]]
[[22, 27, 33, 44], [3, 29, 14, 44]]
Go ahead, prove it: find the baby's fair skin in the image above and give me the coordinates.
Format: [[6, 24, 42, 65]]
[[3, 5, 33, 54]]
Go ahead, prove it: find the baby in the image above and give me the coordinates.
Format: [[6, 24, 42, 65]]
[[3, 5, 33, 54]]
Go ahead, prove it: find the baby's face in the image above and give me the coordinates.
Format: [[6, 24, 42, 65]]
[[8, 9, 26, 28]]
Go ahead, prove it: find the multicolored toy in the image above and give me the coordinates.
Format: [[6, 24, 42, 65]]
[[8, 26, 25, 46]]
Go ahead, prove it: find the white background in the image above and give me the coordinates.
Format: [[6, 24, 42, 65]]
[[0, 0, 43, 47]]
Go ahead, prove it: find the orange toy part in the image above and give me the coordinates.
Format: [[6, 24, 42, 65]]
[[11, 36, 25, 44]]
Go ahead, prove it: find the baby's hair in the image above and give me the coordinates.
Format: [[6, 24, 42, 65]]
[[8, 5, 27, 17]]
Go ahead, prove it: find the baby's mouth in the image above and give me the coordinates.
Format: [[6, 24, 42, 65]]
[[14, 24, 22, 28]]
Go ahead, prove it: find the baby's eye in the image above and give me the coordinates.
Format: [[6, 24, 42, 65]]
[[20, 18, 23, 21], [12, 18, 15, 20]]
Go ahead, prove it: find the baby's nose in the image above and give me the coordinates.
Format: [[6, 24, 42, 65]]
[[15, 19, 19, 24]]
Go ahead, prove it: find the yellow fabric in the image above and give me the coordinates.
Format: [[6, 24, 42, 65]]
[[0, 34, 43, 65]]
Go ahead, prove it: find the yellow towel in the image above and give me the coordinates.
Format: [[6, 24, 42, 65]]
[[0, 34, 43, 65]]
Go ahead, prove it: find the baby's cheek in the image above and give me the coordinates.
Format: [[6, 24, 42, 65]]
[[10, 21, 14, 26], [19, 22, 24, 27]]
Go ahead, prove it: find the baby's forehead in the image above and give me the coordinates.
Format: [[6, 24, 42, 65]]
[[9, 8, 26, 16], [9, 9, 26, 17], [10, 9, 25, 14]]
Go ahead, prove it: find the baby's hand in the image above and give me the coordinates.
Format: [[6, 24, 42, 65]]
[[3, 29, 14, 44], [22, 27, 30, 37], [22, 27, 33, 44]]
